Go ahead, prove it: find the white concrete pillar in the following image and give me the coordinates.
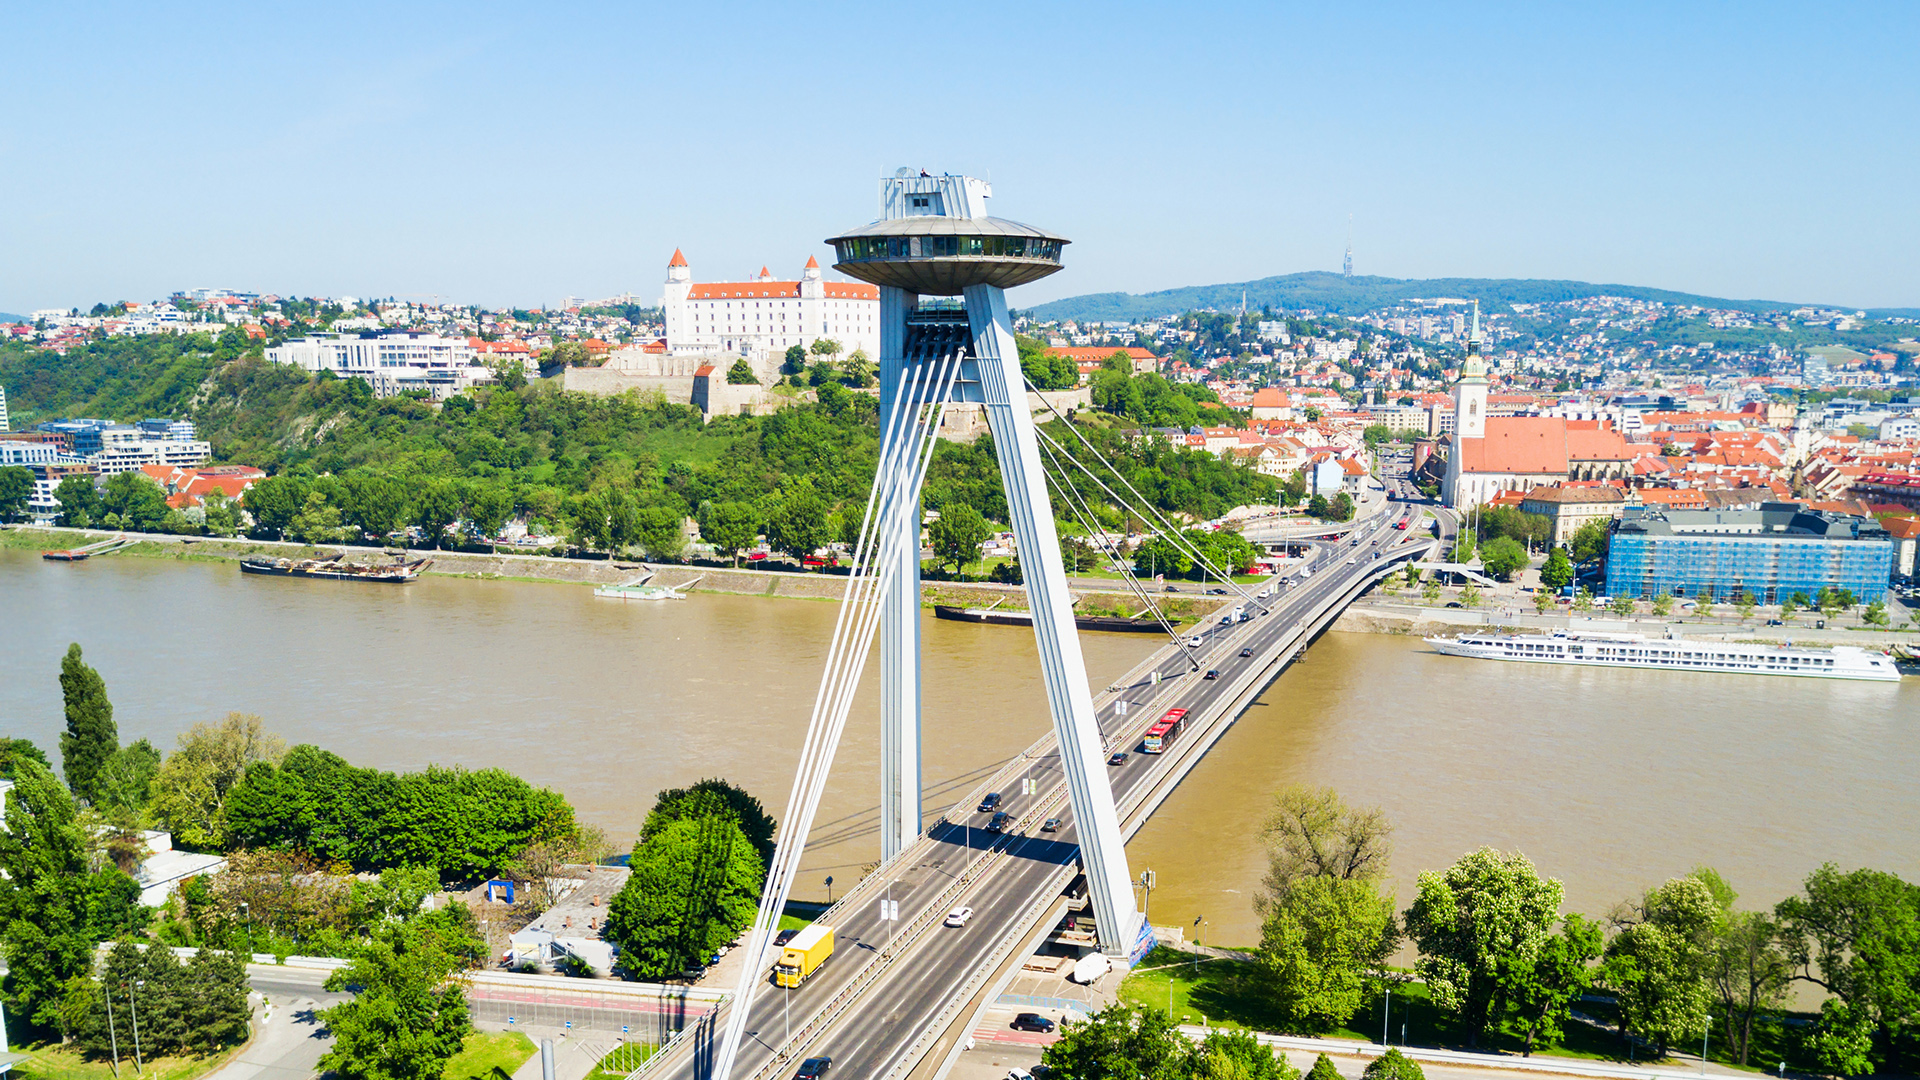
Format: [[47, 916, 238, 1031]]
[[877, 285, 922, 861]]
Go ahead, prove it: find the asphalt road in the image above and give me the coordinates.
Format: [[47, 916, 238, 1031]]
[[676, 489, 1431, 1080], [202, 965, 350, 1080]]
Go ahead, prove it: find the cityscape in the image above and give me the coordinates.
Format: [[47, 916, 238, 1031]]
[[1, 6, 1918, 1080]]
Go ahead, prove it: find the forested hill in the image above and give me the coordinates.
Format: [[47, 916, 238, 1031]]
[[1024, 271, 1908, 322]]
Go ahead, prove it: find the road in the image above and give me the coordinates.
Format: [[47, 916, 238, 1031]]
[[651, 484, 1435, 1080], [202, 965, 350, 1080]]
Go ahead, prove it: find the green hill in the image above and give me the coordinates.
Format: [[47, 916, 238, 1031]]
[[1024, 271, 1912, 322]]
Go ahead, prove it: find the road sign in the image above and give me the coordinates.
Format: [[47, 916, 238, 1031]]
[[878, 898, 899, 921], [1116, 699, 1128, 715]]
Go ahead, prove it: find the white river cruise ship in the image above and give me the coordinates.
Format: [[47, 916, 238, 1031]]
[[1425, 631, 1902, 683]]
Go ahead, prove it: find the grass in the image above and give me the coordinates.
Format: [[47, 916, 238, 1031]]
[[584, 1042, 656, 1080], [16, 1044, 239, 1080], [778, 913, 811, 932], [443, 1030, 539, 1080], [1117, 947, 1802, 1069]]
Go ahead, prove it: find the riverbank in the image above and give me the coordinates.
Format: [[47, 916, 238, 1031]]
[[2, 525, 1224, 622]]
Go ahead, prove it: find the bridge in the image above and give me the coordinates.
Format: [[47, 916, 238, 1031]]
[[637, 504, 1438, 1080]]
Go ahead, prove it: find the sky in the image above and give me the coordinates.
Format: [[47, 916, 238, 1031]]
[[3, 2, 1916, 314]]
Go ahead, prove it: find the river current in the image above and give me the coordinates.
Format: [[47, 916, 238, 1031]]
[[4, 548, 1914, 946]]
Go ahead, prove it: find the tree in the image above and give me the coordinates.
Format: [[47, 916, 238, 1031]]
[[100, 470, 170, 531], [1774, 864, 1920, 1076], [1652, 591, 1674, 617], [1306, 1053, 1343, 1080], [1192, 1028, 1299, 1079], [1572, 587, 1595, 612], [1041, 1002, 1191, 1080], [1707, 908, 1793, 1066], [0, 465, 30, 522], [320, 917, 474, 1080], [1508, 915, 1603, 1055], [344, 472, 411, 543], [699, 501, 759, 566], [1735, 591, 1757, 620], [640, 778, 778, 869], [725, 358, 759, 385], [1450, 528, 1477, 564], [290, 489, 348, 544], [781, 344, 808, 376], [1459, 582, 1482, 608], [411, 478, 461, 549], [465, 483, 514, 551], [242, 474, 306, 540], [1479, 536, 1528, 581], [929, 503, 990, 574], [1403, 848, 1565, 1046], [840, 348, 876, 388], [59, 642, 118, 804], [1608, 594, 1636, 616], [54, 474, 102, 528], [1363, 1048, 1426, 1080], [1603, 873, 1720, 1057], [1330, 493, 1356, 522], [149, 712, 286, 851], [94, 738, 162, 816], [634, 504, 687, 561], [1539, 548, 1574, 591], [1259, 786, 1392, 895], [605, 813, 763, 980], [1568, 519, 1608, 565], [0, 737, 51, 780], [768, 478, 830, 565]]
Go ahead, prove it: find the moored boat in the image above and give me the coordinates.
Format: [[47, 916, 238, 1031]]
[[240, 553, 431, 582], [932, 604, 1165, 634], [1424, 630, 1900, 682]]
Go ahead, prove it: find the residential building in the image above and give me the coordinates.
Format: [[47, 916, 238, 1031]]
[[1885, 516, 1920, 581], [92, 431, 213, 474], [137, 418, 197, 441], [1606, 502, 1894, 603], [25, 462, 95, 523], [1518, 485, 1629, 545], [265, 331, 489, 399], [0, 384, 8, 432], [36, 419, 117, 456], [661, 251, 879, 363]]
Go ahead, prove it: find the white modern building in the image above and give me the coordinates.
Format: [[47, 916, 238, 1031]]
[[92, 429, 212, 474], [0, 384, 9, 432], [265, 331, 490, 399], [661, 251, 879, 362]]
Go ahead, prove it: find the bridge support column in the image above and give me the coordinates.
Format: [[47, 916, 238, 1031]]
[[878, 285, 923, 862], [965, 283, 1141, 957]]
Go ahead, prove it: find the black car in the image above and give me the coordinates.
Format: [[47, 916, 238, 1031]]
[[1010, 1013, 1057, 1033], [774, 928, 799, 947], [1164, 584, 1180, 593], [978, 791, 1002, 813], [986, 810, 1011, 833], [1107, 751, 1129, 766], [794, 1056, 832, 1079], [1239, 647, 1253, 657], [1207, 587, 1228, 595], [1203, 669, 1219, 680]]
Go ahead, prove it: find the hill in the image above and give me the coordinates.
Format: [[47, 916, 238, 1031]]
[[0, 313, 24, 324], [1024, 271, 1912, 323]]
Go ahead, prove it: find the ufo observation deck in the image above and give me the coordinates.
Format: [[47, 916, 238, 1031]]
[[826, 215, 1068, 295]]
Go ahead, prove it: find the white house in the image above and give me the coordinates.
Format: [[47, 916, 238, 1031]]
[[266, 331, 489, 400]]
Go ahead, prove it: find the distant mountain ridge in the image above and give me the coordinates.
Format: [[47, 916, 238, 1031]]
[[0, 313, 24, 324], [1022, 271, 1918, 323]]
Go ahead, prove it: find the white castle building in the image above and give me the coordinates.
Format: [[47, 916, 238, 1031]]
[[661, 250, 879, 362]]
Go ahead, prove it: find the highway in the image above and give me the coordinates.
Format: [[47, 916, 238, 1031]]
[[646, 483, 1437, 1080]]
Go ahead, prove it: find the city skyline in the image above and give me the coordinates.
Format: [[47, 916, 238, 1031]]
[[3, 2, 1916, 314]]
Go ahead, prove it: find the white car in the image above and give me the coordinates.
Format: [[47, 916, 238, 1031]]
[[1186, 635, 1204, 648], [944, 906, 974, 927]]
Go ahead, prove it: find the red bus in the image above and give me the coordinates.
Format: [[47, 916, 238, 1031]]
[[1142, 708, 1188, 754]]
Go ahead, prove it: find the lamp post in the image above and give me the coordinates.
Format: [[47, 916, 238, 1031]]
[[128, 980, 144, 1074]]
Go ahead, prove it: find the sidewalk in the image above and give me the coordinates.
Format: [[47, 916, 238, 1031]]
[[1185, 1028, 1763, 1080]]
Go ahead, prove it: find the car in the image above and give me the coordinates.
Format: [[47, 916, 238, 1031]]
[[986, 811, 1011, 833], [1766, 618, 1784, 626], [1445, 601, 1463, 608], [1164, 584, 1181, 593], [1010, 1013, 1057, 1033], [1240, 646, 1254, 657], [681, 967, 705, 981], [1203, 669, 1219, 680], [793, 1056, 833, 1080], [1041, 817, 1061, 832], [1207, 587, 1228, 595], [1186, 635, 1204, 648], [774, 928, 799, 947], [978, 792, 1002, 813], [945, 906, 974, 927], [1107, 751, 1129, 766]]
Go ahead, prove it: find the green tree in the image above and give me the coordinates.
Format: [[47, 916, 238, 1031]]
[[929, 502, 990, 574], [1734, 591, 1757, 620], [149, 712, 286, 851], [1652, 591, 1674, 617], [0, 737, 51, 780], [1459, 582, 1482, 608], [1479, 536, 1528, 581], [699, 501, 759, 566], [768, 478, 830, 565], [0, 465, 30, 522], [59, 642, 118, 804], [1192, 1027, 1299, 1079], [1362, 1048, 1426, 1080], [1707, 907, 1793, 1067], [242, 474, 306, 539], [1774, 864, 1920, 1076], [1539, 547, 1574, 591], [54, 474, 102, 528], [319, 918, 474, 1080], [409, 478, 461, 549], [290, 489, 348, 544], [1451, 528, 1477, 564], [94, 737, 161, 816], [781, 344, 807, 376], [1330, 493, 1356, 522], [1403, 848, 1565, 1047], [725, 358, 759, 385], [100, 470, 170, 531], [1017, 335, 1078, 391], [605, 813, 763, 980], [1306, 1053, 1343, 1080], [1041, 1002, 1190, 1080], [632, 503, 687, 561], [1608, 594, 1636, 616], [1603, 872, 1721, 1057], [1509, 915, 1603, 1055], [344, 472, 411, 544], [465, 483, 514, 551], [640, 778, 778, 868], [1568, 519, 1608, 565], [840, 348, 876, 388], [1572, 587, 1595, 612]]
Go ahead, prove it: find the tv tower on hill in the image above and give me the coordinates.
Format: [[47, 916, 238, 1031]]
[[1343, 214, 1354, 279]]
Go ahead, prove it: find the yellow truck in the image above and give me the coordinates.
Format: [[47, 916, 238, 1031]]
[[773, 924, 835, 988]]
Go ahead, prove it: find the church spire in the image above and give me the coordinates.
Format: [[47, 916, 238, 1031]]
[[1461, 299, 1486, 382]]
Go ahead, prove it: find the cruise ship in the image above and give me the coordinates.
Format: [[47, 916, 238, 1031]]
[[1425, 631, 1902, 682]]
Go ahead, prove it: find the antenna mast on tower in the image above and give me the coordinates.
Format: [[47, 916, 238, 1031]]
[[1343, 214, 1353, 279]]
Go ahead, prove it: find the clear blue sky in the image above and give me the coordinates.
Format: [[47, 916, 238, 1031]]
[[4, 2, 1915, 313]]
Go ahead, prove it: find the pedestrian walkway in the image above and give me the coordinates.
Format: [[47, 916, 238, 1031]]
[[508, 1030, 613, 1080], [1184, 1027, 1761, 1080]]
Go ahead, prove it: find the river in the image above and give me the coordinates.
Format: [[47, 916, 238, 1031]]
[[4, 548, 1915, 946]]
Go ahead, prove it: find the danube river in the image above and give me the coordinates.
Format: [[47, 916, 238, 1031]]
[[4, 548, 1916, 946]]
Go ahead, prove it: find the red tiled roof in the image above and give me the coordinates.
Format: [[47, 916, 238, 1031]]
[[668, 248, 688, 268], [694, 364, 716, 378], [1457, 417, 1572, 475], [805, 255, 820, 269]]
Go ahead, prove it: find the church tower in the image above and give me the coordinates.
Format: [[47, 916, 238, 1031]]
[[1454, 300, 1487, 440]]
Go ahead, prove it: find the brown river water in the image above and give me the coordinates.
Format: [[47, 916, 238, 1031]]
[[4, 548, 1915, 947]]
